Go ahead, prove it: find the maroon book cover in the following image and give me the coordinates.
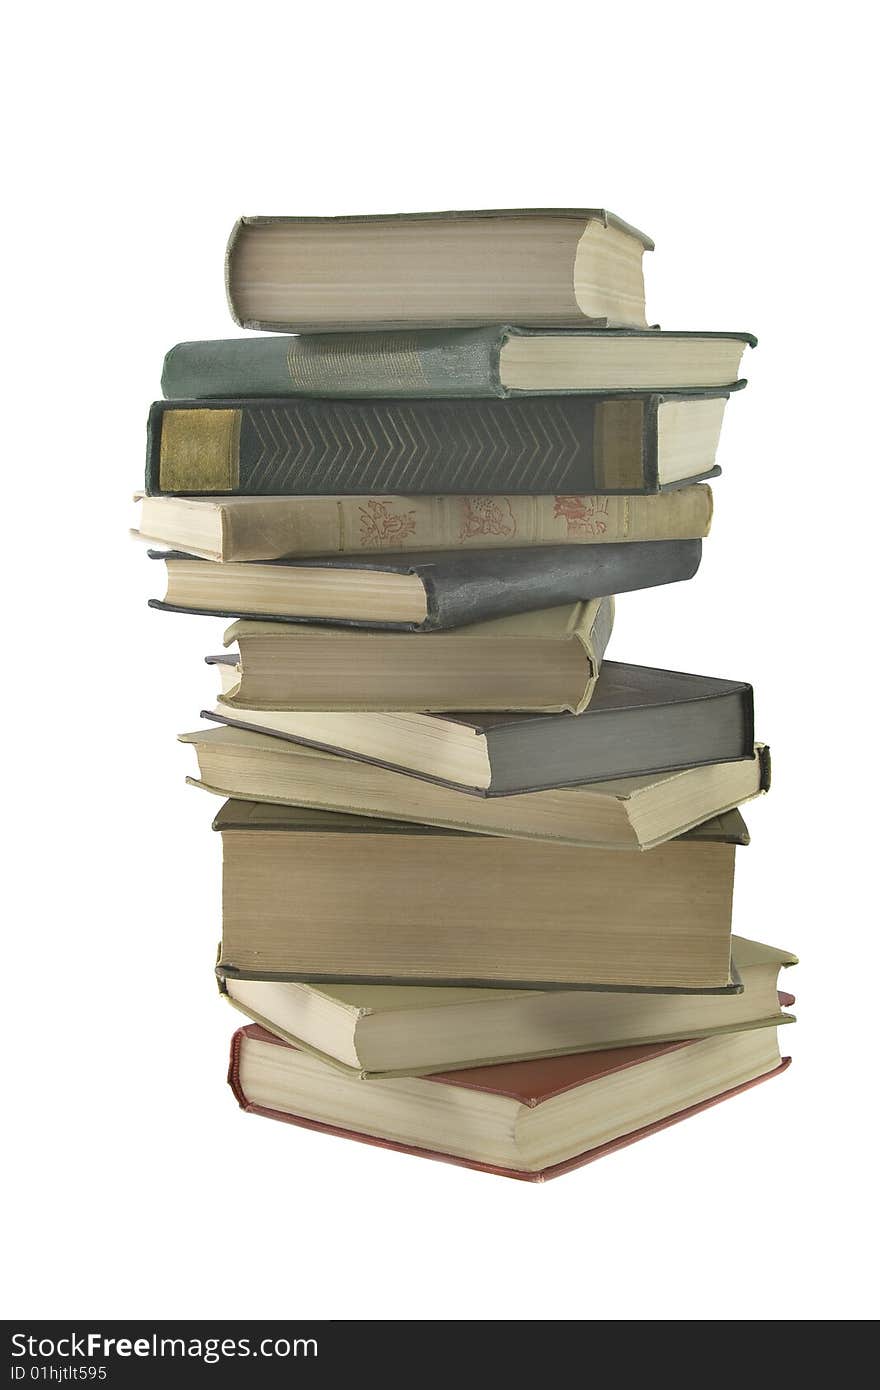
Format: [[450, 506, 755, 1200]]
[[228, 1024, 791, 1183]]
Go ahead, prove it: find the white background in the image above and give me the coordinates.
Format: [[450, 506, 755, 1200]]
[[4, 1, 877, 1321]]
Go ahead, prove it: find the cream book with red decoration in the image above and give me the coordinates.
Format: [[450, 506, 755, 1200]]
[[134, 484, 712, 562]]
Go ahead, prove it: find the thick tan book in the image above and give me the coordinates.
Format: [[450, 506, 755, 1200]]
[[219, 935, 797, 1078], [216, 598, 613, 716], [134, 485, 713, 562], [225, 209, 653, 332], [213, 800, 749, 991], [181, 724, 770, 850], [229, 1023, 790, 1181]]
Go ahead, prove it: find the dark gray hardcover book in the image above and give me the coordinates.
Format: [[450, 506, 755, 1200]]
[[147, 539, 702, 631], [201, 661, 760, 796], [145, 392, 728, 497]]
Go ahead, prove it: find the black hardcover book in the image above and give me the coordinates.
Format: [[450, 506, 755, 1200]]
[[145, 392, 730, 498], [202, 660, 757, 796], [147, 540, 702, 632]]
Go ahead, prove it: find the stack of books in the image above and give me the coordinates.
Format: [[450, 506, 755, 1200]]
[[138, 208, 796, 1182]]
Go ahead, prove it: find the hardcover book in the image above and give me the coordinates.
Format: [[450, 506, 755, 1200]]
[[162, 327, 755, 400], [211, 599, 614, 716], [206, 658, 754, 788], [135, 485, 713, 562], [225, 209, 653, 332], [219, 935, 797, 1077], [181, 724, 770, 850], [213, 800, 747, 990], [146, 391, 731, 497], [228, 1023, 790, 1181], [148, 540, 702, 631]]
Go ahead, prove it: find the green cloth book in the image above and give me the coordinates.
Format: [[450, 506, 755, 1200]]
[[162, 327, 756, 399]]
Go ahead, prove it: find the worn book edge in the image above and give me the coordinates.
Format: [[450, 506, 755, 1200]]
[[213, 956, 744, 994]]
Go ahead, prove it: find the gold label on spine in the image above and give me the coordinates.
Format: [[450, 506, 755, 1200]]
[[593, 399, 644, 491], [159, 409, 242, 492]]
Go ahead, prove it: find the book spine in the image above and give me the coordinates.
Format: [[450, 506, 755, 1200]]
[[424, 539, 702, 631], [162, 329, 509, 400], [219, 487, 714, 561], [569, 596, 615, 714], [146, 396, 665, 497], [227, 1025, 250, 1108], [162, 339, 305, 399]]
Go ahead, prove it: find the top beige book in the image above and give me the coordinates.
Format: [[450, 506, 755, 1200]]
[[225, 210, 653, 332]]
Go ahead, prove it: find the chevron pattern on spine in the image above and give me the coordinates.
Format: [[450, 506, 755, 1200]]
[[235, 397, 599, 494]]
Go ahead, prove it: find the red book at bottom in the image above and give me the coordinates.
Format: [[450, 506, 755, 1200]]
[[227, 1023, 791, 1182]]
